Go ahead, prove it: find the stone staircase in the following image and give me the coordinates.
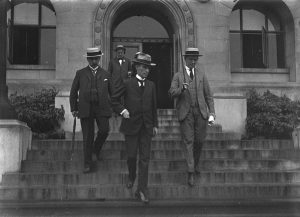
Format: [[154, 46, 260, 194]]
[[1, 109, 300, 201]]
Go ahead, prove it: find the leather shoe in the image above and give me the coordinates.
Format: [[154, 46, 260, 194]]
[[135, 190, 149, 204], [126, 180, 134, 189], [188, 172, 194, 187]]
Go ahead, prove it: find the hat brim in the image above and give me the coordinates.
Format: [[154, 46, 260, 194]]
[[183, 54, 203, 56], [115, 47, 126, 51], [83, 54, 103, 58], [133, 59, 156, 66]]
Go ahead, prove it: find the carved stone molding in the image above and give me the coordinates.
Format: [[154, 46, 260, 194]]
[[93, 0, 196, 67]]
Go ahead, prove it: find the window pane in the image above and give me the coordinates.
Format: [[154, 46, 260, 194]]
[[7, 10, 11, 61], [268, 33, 277, 68], [14, 3, 39, 25], [230, 33, 242, 68], [40, 29, 56, 65], [7, 9, 11, 25], [12, 27, 39, 64], [230, 10, 240, 31], [243, 10, 265, 30], [276, 33, 285, 68], [41, 6, 56, 26], [242, 33, 264, 68]]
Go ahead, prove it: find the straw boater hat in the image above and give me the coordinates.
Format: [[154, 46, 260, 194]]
[[183, 47, 203, 56], [132, 52, 156, 66], [83, 47, 103, 58], [115, 45, 126, 52]]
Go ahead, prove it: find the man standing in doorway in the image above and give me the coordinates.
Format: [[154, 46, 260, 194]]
[[169, 47, 215, 187], [69, 47, 122, 173], [113, 52, 158, 204], [108, 44, 132, 82]]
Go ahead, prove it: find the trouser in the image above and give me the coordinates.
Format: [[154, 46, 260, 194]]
[[125, 125, 151, 194], [80, 105, 109, 167], [180, 106, 208, 173]]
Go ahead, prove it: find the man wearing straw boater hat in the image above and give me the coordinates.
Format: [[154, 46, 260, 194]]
[[113, 52, 158, 204], [108, 45, 132, 81], [169, 47, 215, 187], [70, 47, 123, 173]]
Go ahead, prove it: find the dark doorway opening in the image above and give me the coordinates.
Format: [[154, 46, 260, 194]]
[[143, 42, 172, 109]]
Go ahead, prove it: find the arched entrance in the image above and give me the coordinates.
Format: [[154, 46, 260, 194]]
[[94, 0, 196, 108]]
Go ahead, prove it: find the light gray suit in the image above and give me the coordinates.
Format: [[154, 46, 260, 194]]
[[169, 65, 215, 172]]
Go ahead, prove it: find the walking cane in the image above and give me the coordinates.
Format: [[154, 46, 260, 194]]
[[70, 117, 76, 161]]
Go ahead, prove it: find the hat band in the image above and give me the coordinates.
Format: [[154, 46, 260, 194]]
[[184, 51, 200, 55], [134, 59, 152, 65], [86, 51, 102, 57]]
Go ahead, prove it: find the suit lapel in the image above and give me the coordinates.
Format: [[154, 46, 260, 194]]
[[96, 67, 104, 81], [143, 79, 150, 98], [132, 77, 141, 93], [84, 66, 92, 82], [195, 67, 202, 88]]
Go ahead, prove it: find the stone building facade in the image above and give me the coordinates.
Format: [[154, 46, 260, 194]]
[[6, 0, 300, 134]]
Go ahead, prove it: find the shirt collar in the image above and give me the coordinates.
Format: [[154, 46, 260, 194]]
[[136, 74, 145, 81], [89, 65, 99, 71], [185, 66, 193, 75]]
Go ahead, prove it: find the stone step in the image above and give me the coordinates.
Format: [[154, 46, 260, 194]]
[[21, 159, 300, 173], [102, 131, 241, 141], [25, 149, 300, 161], [157, 109, 177, 116], [2, 171, 300, 187], [66, 120, 223, 139], [31, 140, 293, 151], [154, 125, 222, 133], [1, 183, 300, 200]]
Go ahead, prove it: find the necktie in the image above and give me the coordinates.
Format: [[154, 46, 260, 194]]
[[189, 68, 193, 80], [89, 66, 98, 75], [137, 78, 145, 87]]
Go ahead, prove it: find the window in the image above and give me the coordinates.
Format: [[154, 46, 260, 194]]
[[7, 1, 56, 65], [230, 8, 284, 69]]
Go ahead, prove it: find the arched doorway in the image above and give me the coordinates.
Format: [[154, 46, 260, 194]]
[[112, 10, 172, 108], [94, 0, 196, 108]]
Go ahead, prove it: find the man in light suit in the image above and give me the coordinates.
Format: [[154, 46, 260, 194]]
[[70, 47, 122, 173], [108, 45, 132, 82], [113, 52, 158, 204], [169, 47, 215, 187]]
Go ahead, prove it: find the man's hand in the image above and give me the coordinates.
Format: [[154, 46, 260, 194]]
[[182, 83, 189, 91], [208, 115, 215, 126], [121, 109, 130, 119], [72, 111, 79, 118], [153, 127, 158, 136]]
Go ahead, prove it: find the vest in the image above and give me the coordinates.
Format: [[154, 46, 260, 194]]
[[187, 74, 198, 107], [90, 71, 99, 104]]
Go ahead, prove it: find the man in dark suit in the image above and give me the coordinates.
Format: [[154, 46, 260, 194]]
[[169, 47, 216, 187], [70, 47, 122, 173], [108, 45, 132, 82], [113, 52, 158, 204]]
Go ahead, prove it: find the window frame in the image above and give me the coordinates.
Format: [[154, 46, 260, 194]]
[[7, 1, 56, 66], [230, 8, 285, 69]]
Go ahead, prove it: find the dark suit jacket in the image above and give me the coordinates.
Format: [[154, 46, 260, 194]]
[[169, 66, 215, 121], [69, 66, 121, 118], [113, 78, 158, 136], [108, 57, 132, 81]]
